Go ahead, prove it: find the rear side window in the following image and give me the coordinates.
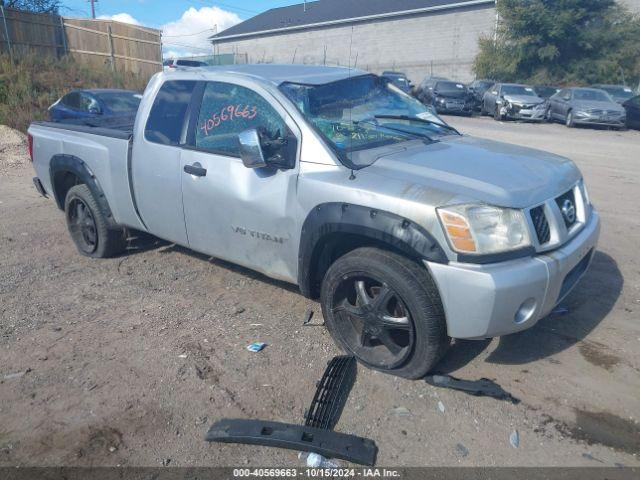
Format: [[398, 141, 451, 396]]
[[145, 80, 196, 145], [194, 82, 286, 157]]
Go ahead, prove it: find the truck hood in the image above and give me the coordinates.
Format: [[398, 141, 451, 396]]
[[363, 135, 581, 208]]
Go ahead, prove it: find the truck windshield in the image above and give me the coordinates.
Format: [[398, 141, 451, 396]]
[[279, 74, 455, 167]]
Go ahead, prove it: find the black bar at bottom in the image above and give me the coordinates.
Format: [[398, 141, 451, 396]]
[[205, 418, 378, 466]]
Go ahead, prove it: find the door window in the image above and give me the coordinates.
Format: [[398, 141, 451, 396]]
[[195, 82, 287, 157], [145, 80, 197, 145]]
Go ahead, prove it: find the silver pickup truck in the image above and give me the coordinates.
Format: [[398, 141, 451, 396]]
[[28, 65, 600, 379]]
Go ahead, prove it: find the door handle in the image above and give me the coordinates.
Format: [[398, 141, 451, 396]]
[[184, 163, 207, 177]]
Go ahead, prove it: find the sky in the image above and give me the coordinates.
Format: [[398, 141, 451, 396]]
[[59, 1, 298, 58]]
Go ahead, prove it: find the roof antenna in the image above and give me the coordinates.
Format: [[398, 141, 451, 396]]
[[304, 0, 307, 12]]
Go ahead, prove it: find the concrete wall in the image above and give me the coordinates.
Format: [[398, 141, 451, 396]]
[[213, 4, 497, 83], [213, 0, 639, 84]]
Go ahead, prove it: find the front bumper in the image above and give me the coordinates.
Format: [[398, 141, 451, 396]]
[[425, 210, 600, 339], [435, 100, 472, 115], [502, 104, 547, 121], [573, 114, 626, 127]]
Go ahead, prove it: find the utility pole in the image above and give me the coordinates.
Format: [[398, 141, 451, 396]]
[[89, 0, 97, 19]]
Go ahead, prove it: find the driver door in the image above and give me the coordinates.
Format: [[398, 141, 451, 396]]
[[180, 80, 301, 283]]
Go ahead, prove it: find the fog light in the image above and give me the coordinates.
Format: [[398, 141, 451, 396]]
[[514, 298, 537, 324]]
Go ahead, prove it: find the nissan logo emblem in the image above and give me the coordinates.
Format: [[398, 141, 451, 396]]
[[561, 199, 576, 224]]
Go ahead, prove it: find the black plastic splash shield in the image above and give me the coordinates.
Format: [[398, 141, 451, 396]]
[[206, 419, 377, 466]]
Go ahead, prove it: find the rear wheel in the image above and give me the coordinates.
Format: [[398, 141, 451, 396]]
[[320, 247, 449, 379], [64, 184, 126, 258]]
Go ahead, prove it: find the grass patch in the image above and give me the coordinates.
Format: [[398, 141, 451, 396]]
[[0, 54, 151, 133]]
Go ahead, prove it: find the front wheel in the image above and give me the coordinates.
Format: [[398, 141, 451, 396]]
[[565, 110, 575, 128], [494, 105, 504, 121], [320, 248, 449, 379]]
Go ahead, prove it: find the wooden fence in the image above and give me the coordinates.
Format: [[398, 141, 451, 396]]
[[0, 7, 162, 77]]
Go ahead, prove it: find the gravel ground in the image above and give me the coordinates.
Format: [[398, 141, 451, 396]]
[[0, 119, 639, 467]]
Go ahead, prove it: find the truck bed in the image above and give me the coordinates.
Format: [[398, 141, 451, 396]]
[[32, 114, 136, 140], [29, 118, 145, 232]]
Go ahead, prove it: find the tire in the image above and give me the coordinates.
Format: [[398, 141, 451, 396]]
[[494, 105, 503, 121], [480, 102, 487, 116], [320, 247, 449, 379], [565, 110, 574, 128], [64, 184, 126, 258], [545, 107, 553, 122]]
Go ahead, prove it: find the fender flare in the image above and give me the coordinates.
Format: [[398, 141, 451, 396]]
[[49, 154, 113, 220], [297, 203, 448, 298]]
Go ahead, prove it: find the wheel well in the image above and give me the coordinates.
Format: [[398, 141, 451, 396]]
[[307, 233, 417, 299], [52, 170, 82, 210]]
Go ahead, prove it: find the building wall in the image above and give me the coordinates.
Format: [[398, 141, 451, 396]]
[[214, 4, 497, 83], [213, 0, 639, 84], [621, 0, 640, 13]]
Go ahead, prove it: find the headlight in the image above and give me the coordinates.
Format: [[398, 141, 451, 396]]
[[437, 204, 531, 255], [579, 179, 591, 206]]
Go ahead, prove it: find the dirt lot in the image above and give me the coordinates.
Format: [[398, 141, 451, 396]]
[[1, 118, 639, 467]]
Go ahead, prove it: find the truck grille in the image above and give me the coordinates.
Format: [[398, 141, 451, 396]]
[[530, 205, 550, 244], [555, 189, 577, 228]]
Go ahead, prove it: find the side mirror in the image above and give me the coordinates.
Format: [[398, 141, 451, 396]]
[[238, 129, 267, 169]]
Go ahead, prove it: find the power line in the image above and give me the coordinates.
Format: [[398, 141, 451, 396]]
[[190, 0, 259, 15], [162, 28, 217, 37], [162, 42, 213, 51]]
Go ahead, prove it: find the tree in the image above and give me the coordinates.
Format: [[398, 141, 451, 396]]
[[0, 0, 61, 14], [473, 0, 640, 85]]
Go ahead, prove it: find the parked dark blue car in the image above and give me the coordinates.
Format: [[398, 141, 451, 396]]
[[48, 89, 142, 121]]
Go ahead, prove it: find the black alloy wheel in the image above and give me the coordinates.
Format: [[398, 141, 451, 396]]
[[67, 197, 98, 254], [331, 274, 415, 370]]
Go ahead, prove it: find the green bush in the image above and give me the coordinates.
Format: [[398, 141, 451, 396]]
[[473, 0, 640, 86], [0, 54, 151, 132]]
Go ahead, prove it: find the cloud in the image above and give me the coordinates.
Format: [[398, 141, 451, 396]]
[[97, 13, 141, 25], [161, 6, 241, 58]]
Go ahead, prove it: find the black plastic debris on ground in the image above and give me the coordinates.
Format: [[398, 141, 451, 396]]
[[425, 374, 520, 404], [302, 308, 324, 326], [206, 355, 378, 466], [305, 355, 357, 430]]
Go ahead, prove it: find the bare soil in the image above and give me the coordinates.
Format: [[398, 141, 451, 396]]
[[0, 119, 639, 467]]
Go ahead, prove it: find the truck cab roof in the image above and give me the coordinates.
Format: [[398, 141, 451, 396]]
[[162, 64, 369, 86]]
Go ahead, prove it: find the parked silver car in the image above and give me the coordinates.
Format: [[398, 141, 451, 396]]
[[546, 88, 626, 129], [480, 83, 546, 121], [481, 83, 547, 121]]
